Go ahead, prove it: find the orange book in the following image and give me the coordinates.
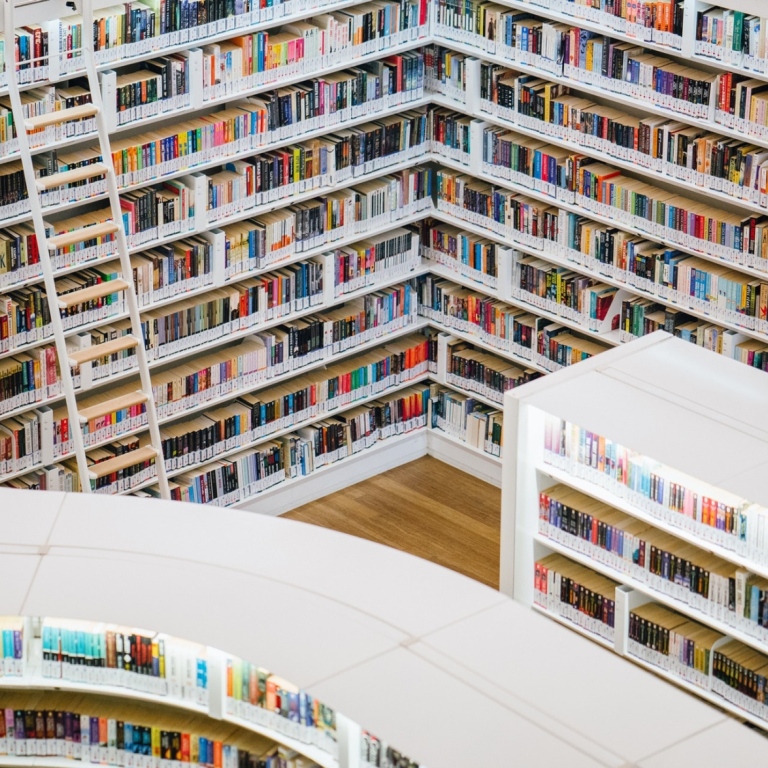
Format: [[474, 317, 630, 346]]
[[266, 676, 278, 711]]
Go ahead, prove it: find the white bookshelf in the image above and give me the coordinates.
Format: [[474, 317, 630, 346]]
[[3, 0, 768, 507], [0, 633, 341, 768], [1, 488, 765, 767], [502, 331, 768, 730]]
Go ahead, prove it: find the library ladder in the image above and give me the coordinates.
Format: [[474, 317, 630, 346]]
[[2, 0, 171, 497]]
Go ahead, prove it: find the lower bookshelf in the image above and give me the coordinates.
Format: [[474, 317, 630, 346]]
[[530, 539, 768, 730], [531, 585, 768, 732], [0, 640, 339, 768]]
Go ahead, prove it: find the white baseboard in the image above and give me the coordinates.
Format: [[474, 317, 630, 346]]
[[426, 428, 502, 488], [237, 430, 429, 516], [235, 426, 501, 516]]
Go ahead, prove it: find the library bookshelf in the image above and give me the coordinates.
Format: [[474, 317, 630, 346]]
[[4, 0, 768, 502], [5, 0, 768, 504], [0, 489, 765, 768], [502, 331, 768, 731]]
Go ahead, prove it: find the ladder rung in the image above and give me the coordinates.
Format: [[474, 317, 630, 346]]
[[78, 390, 149, 423], [25, 104, 100, 131], [36, 162, 109, 191], [87, 446, 158, 479], [47, 221, 120, 250], [57, 278, 129, 309], [68, 335, 140, 366]]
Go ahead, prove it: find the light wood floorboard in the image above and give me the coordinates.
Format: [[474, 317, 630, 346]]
[[283, 456, 501, 588]]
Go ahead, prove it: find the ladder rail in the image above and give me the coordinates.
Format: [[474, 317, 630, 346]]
[[81, 0, 172, 499], [3, 0, 93, 493]]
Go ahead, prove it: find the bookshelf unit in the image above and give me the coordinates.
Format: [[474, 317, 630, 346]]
[[4, 0, 768, 506], [501, 331, 768, 730]]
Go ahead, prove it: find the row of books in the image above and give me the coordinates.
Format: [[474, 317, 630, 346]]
[[695, 6, 768, 73], [0, 166, 430, 293], [0, 109, 429, 225], [112, 109, 428, 192], [48, 383, 146, 457], [0, 616, 431, 764], [40, 619, 208, 704], [148, 286, 418, 417], [3, 618, 340, 751], [617, 297, 748, 359], [628, 601, 720, 691], [225, 656, 337, 752], [424, 44, 467, 104], [0, 239, 758, 464], [20, 284, 419, 463], [538, 483, 768, 645], [432, 3, 711, 118], [428, 107, 471, 165], [419, 220, 498, 289], [433, 169, 563, 254], [434, 2, 768, 145], [0, 179, 193, 252], [0, 346, 61, 417], [712, 640, 768, 722], [417, 274, 612, 372], [1, 440, 155, 494], [542, 415, 768, 566], [477, 120, 768, 276], [533, 553, 720, 692], [446, 339, 540, 405], [154, 333, 435, 473], [222, 169, 432, 279], [574, 162, 768, 272], [32, 0, 428, 78], [0, 58, 430, 220], [511, 252, 621, 333], [134, 259, 326, 362], [199, 7, 425, 100], [138, 129, 426, 238], [512, 0, 684, 50], [2, 324, 434, 479], [533, 553, 618, 643], [0, 270, 127, 354], [0, 83, 97, 158], [0, 260, 424, 472], [0, 705, 311, 768], [6, 378, 516, 492], [534, 551, 768, 724], [0, 49, 427, 163], [433, 166, 768, 342], [139, 209, 767, 379], [154, 380, 430, 505], [331, 228, 420, 296], [557, 216, 768, 365], [112, 57, 191, 126], [2, 160, 431, 304], [481, 123, 583, 206], [478, 63, 768, 216], [429, 384, 502, 457], [0, 617, 23, 676]]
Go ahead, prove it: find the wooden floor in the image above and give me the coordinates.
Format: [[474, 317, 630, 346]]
[[284, 456, 501, 588]]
